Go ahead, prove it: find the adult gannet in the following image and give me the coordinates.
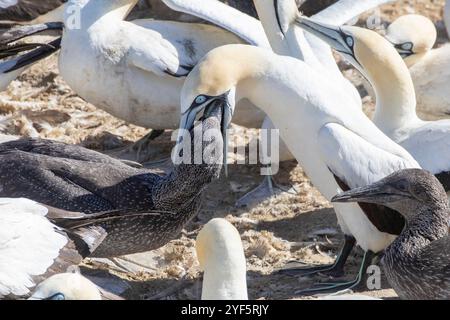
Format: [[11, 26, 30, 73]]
[[0, 197, 139, 299], [385, 14, 450, 120], [0, 90, 225, 258], [236, 0, 392, 207], [332, 169, 450, 300], [296, 16, 450, 197], [196, 218, 248, 300], [178, 44, 420, 293]]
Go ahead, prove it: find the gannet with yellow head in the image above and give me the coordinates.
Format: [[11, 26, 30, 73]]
[[196, 218, 247, 300], [179, 43, 421, 294], [296, 16, 450, 199], [385, 14, 450, 120]]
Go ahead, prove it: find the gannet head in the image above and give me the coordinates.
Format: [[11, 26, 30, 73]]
[[196, 218, 248, 300], [178, 45, 267, 175], [295, 15, 415, 98], [385, 14, 436, 67], [28, 273, 102, 300], [332, 169, 448, 221]]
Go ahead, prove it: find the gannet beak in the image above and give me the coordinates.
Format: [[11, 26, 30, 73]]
[[295, 16, 352, 56], [331, 182, 404, 204], [176, 89, 235, 175]]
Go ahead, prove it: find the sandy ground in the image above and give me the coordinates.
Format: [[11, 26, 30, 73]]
[[0, 0, 446, 300]]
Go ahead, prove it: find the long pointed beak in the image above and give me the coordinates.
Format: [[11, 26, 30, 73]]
[[294, 15, 352, 56], [331, 183, 390, 204]]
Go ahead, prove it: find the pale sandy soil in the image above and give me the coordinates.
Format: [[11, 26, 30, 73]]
[[0, 0, 445, 300]]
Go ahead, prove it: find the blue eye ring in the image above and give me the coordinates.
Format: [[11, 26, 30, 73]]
[[195, 95, 207, 105], [401, 42, 413, 51], [346, 36, 354, 48]]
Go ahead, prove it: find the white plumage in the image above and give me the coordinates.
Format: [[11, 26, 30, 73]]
[[0, 198, 67, 298]]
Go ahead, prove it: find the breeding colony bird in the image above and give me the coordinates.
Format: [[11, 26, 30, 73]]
[[236, 0, 392, 207], [0, 92, 225, 259], [0, 0, 66, 23], [296, 16, 450, 201], [0, 197, 140, 299], [178, 43, 420, 294], [196, 218, 247, 300], [332, 169, 450, 300], [384, 14, 450, 120], [25, 0, 268, 131]]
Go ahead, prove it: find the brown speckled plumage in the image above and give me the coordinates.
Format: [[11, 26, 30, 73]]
[[0, 111, 223, 258], [333, 169, 450, 299]]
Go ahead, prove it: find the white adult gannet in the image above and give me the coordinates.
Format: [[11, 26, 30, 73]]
[[196, 218, 247, 300], [236, 0, 393, 207], [178, 44, 420, 294], [296, 16, 450, 197], [385, 14, 450, 120], [54, 0, 269, 131], [28, 273, 102, 300]]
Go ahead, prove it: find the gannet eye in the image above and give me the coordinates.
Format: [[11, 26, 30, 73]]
[[195, 95, 207, 105], [46, 293, 65, 300], [346, 36, 354, 48], [401, 42, 413, 51]]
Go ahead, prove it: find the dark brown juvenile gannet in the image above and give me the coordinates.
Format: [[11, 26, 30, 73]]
[[0, 98, 226, 258], [332, 169, 450, 300]]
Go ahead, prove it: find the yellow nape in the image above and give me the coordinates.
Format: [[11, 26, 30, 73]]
[[182, 44, 270, 107]]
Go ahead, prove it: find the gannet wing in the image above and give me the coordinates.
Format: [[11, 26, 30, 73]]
[[318, 122, 417, 235], [399, 121, 450, 191], [0, 198, 76, 298], [160, 0, 270, 48]]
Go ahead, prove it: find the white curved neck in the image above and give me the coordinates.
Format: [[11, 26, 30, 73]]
[[201, 261, 248, 300], [370, 61, 420, 134]]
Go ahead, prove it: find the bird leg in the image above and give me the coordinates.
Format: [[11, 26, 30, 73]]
[[235, 165, 296, 208], [277, 235, 356, 277], [295, 250, 376, 296]]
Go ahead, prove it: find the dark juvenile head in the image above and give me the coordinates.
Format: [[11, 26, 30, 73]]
[[332, 169, 448, 221]]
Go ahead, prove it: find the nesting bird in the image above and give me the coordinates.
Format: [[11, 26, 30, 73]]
[[178, 42, 420, 294], [0, 92, 225, 258], [332, 169, 450, 300]]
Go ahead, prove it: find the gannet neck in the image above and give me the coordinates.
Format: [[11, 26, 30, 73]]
[[196, 219, 247, 300], [253, 0, 321, 68], [68, 0, 138, 26], [348, 27, 420, 132]]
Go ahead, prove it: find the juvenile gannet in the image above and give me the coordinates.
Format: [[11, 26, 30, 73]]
[[296, 17, 450, 198], [196, 218, 248, 300], [0, 197, 136, 299], [385, 14, 450, 120], [332, 169, 450, 300], [178, 44, 420, 294], [0, 95, 225, 257]]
